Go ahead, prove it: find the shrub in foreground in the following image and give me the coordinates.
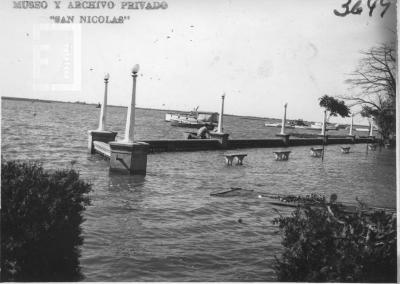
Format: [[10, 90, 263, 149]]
[[273, 197, 396, 282], [1, 161, 91, 281]]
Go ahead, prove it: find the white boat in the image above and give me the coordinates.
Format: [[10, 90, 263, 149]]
[[167, 110, 219, 128], [309, 122, 338, 131], [165, 112, 194, 122], [265, 122, 294, 128], [264, 122, 281, 127]]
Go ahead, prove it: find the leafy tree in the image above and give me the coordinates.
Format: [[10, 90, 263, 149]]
[[319, 95, 350, 118], [343, 43, 396, 142], [273, 196, 397, 282], [1, 161, 91, 281]]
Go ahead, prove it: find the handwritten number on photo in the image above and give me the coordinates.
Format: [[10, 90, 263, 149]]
[[334, 0, 391, 17]]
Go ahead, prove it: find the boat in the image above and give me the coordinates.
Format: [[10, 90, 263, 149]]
[[264, 122, 294, 128], [165, 106, 200, 122], [265, 119, 309, 129], [168, 108, 219, 129], [170, 116, 218, 129], [309, 122, 339, 131]]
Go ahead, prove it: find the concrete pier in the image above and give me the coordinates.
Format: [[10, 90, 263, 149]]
[[109, 141, 149, 175], [88, 130, 117, 154], [209, 132, 230, 148]]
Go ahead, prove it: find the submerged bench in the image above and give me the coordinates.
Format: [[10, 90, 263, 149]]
[[340, 146, 351, 154], [93, 141, 111, 158], [273, 151, 291, 161], [310, 147, 324, 157], [225, 153, 247, 165]]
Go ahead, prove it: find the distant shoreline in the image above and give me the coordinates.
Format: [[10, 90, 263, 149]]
[[1, 96, 275, 121], [2, 96, 368, 127]]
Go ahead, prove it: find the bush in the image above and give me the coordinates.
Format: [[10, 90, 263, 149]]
[[1, 161, 91, 281], [273, 197, 397, 282]]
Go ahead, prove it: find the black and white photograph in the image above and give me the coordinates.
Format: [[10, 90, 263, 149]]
[[0, 0, 397, 282]]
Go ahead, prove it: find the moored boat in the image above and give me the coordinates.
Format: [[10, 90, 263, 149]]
[[168, 109, 219, 128]]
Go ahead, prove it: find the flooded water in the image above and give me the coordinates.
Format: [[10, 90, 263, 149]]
[[1, 99, 396, 281]]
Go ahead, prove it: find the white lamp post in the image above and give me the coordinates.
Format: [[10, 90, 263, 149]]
[[280, 103, 288, 135], [98, 73, 109, 131], [123, 64, 140, 142], [320, 110, 327, 136], [349, 113, 354, 136], [369, 119, 374, 136], [217, 93, 225, 133]]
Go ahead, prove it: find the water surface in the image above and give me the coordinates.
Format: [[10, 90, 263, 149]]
[[1, 99, 396, 281]]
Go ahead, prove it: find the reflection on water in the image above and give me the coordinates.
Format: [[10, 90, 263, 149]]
[[1, 99, 396, 281]]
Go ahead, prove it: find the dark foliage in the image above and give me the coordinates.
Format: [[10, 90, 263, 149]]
[[273, 196, 396, 282], [343, 43, 396, 141], [361, 104, 396, 145], [319, 95, 350, 118], [1, 161, 91, 281]]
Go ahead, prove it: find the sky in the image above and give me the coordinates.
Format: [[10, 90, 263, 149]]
[[0, 0, 396, 124]]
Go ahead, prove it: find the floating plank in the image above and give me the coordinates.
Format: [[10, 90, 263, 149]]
[[210, 187, 254, 197]]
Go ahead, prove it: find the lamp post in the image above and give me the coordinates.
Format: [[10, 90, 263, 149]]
[[123, 64, 140, 142], [217, 93, 225, 133], [321, 110, 327, 136], [280, 103, 288, 135], [369, 118, 374, 136], [349, 113, 353, 136], [98, 73, 109, 131]]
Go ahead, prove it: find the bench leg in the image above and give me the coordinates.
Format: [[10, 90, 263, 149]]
[[236, 157, 244, 165], [225, 157, 234, 166]]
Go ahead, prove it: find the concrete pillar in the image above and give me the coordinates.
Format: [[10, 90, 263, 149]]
[[349, 113, 353, 136], [123, 64, 139, 142], [109, 141, 149, 175], [369, 119, 374, 137], [318, 134, 329, 144], [321, 110, 327, 136], [280, 103, 288, 135], [88, 73, 117, 153], [98, 73, 109, 131], [209, 132, 229, 148], [347, 114, 355, 143], [276, 134, 290, 146], [88, 130, 117, 154], [217, 94, 225, 133], [108, 65, 149, 175]]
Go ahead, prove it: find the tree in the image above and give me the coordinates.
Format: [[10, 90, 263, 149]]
[[273, 196, 397, 282], [1, 161, 91, 281], [342, 43, 396, 142], [319, 95, 350, 118], [318, 95, 350, 161]]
